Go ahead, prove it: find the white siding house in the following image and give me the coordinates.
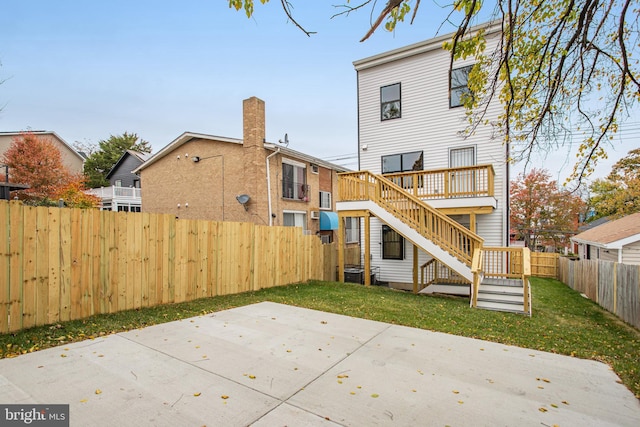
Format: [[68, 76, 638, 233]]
[[346, 22, 508, 289], [572, 212, 640, 265]]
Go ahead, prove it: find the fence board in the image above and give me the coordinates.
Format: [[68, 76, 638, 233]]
[[8, 203, 23, 332], [617, 264, 640, 329], [22, 206, 37, 329], [116, 212, 128, 311], [0, 202, 10, 333], [35, 207, 50, 327], [598, 261, 616, 313], [59, 209, 71, 322]]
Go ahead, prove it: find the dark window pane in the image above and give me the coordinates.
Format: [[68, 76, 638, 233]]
[[382, 154, 401, 173], [402, 151, 423, 171], [381, 84, 400, 102], [450, 65, 473, 108], [382, 225, 404, 260]]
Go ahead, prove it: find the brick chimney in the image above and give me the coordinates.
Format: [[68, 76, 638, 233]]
[[242, 96, 267, 220], [243, 97, 266, 150]]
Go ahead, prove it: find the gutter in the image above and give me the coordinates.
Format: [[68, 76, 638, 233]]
[[266, 148, 281, 226]]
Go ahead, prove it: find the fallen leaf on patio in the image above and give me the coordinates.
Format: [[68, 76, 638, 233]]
[[371, 394, 379, 398], [357, 386, 362, 389], [457, 401, 464, 404], [412, 389, 417, 393], [321, 321, 327, 324], [193, 392, 201, 397], [350, 391, 356, 395], [538, 407, 548, 412], [80, 399, 88, 403], [542, 378, 551, 383], [60, 354, 67, 358], [248, 375, 256, 379], [551, 403, 558, 408], [480, 348, 484, 351], [452, 390, 459, 394], [202, 355, 207, 358], [286, 349, 292, 353], [538, 386, 544, 389], [337, 380, 343, 384], [221, 395, 229, 399], [337, 374, 349, 379], [562, 400, 569, 405], [95, 389, 102, 395]]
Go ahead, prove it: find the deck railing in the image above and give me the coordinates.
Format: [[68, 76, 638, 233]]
[[420, 258, 469, 290], [338, 171, 483, 266], [86, 186, 142, 200], [471, 247, 531, 313], [383, 164, 495, 199]]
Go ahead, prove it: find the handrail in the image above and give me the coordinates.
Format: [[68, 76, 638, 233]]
[[470, 248, 484, 307], [339, 171, 483, 266], [471, 247, 532, 314], [383, 164, 495, 199]]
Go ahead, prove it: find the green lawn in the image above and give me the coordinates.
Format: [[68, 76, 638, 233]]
[[1, 277, 639, 398]]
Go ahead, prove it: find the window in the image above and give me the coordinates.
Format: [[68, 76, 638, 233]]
[[382, 225, 404, 260], [450, 65, 474, 108], [311, 164, 319, 174], [345, 217, 359, 244], [283, 212, 307, 230], [319, 191, 332, 210], [282, 161, 307, 200], [381, 83, 401, 120], [115, 179, 122, 187], [133, 179, 141, 188], [381, 151, 423, 174]]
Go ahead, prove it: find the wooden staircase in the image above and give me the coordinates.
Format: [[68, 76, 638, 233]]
[[337, 171, 532, 316]]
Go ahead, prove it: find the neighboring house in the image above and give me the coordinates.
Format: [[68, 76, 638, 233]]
[[135, 96, 348, 243], [335, 22, 527, 313], [571, 212, 640, 265], [0, 131, 85, 175], [86, 150, 150, 212]]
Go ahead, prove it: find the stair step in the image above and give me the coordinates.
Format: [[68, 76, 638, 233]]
[[479, 284, 524, 294], [478, 296, 524, 306], [476, 304, 529, 315], [477, 292, 523, 303], [482, 278, 523, 287]]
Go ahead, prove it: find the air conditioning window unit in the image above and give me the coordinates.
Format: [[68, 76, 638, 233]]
[[310, 210, 320, 219]]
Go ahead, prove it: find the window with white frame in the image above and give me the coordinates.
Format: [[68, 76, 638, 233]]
[[381, 83, 401, 120], [450, 65, 474, 108], [283, 211, 307, 231], [282, 160, 307, 200], [319, 191, 331, 210], [345, 217, 359, 244]]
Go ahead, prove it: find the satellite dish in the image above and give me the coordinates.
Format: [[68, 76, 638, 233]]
[[278, 133, 289, 147], [236, 194, 250, 211]]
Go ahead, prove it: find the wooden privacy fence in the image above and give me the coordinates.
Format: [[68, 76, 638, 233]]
[[0, 201, 328, 334], [558, 257, 639, 329]]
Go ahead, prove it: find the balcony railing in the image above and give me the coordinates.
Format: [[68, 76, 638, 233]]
[[282, 180, 310, 201], [383, 164, 495, 199], [86, 186, 142, 200]]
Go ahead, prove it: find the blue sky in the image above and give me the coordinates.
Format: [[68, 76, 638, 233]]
[[1, 1, 637, 181]]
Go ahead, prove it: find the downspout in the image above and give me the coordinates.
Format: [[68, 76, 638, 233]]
[[266, 148, 281, 226]]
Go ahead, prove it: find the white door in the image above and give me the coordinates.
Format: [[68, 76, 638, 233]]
[[449, 147, 476, 196]]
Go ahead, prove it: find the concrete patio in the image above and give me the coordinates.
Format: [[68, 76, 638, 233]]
[[0, 302, 638, 426]]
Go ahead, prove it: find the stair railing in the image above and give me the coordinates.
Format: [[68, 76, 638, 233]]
[[339, 171, 483, 267], [470, 247, 532, 314]]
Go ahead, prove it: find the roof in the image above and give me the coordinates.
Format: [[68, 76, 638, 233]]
[[0, 131, 85, 162], [571, 212, 640, 249], [577, 216, 610, 232], [353, 20, 502, 71], [134, 132, 350, 174], [106, 150, 152, 179]]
